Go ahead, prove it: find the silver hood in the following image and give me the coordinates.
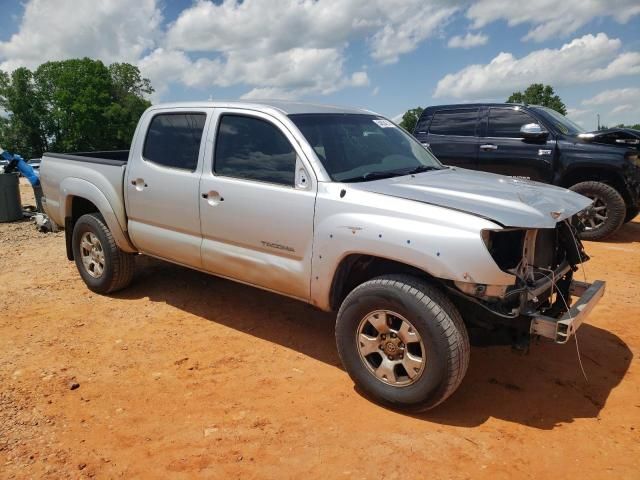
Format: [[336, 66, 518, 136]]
[[349, 167, 592, 229]]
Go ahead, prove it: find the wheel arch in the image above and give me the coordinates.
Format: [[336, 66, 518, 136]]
[[560, 166, 632, 206], [328, 254, 436, 311], [60, 178, 136, 259]]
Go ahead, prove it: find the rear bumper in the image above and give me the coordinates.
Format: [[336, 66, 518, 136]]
[[529, 280, 606, 344]]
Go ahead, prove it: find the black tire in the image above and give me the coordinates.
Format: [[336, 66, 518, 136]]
[[624, 206, 639, 224], [71, 213, 135, 294], [570, 181, 626, 241], [335, 275, 470, 412]]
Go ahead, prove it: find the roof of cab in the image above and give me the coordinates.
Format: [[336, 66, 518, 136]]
[[422, 102, 530, 112], [149, 100, 375, 116]]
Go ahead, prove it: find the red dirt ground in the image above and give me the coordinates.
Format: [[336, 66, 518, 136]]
[[1, 180, 638, 479]]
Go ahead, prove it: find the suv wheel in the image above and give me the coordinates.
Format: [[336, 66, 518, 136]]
[[72, 213, 135, 294], [570, 181, 626, 241], [335, 275, 470, 412]]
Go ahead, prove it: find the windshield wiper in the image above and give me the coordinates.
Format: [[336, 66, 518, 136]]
[[403, 165, 442, 175], [341, 165, 442, 183], [341, 170, 404, 183]]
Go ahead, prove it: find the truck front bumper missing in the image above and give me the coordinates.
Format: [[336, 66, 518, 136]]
[[530, 280, 606, 344]]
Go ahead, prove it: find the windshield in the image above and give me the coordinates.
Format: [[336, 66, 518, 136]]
[[533, 106, 586, 136], [289, 113, 443, 182]]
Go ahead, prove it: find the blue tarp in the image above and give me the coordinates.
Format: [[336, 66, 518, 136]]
[[1, 148, 40, 187]]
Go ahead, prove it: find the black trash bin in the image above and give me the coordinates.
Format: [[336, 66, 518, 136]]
[[0, 172, 23, 222]]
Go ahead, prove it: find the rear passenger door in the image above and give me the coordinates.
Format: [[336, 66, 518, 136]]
[[478, 107, 555, 182], [198, 109, 317, 301], [125, 108, 211, 267], [415, 108, 480, 169]]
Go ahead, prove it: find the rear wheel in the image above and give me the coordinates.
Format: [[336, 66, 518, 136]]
[[570, 181, 625, 241], [72, 213, 135, 294], [335, 275, 470, 412]]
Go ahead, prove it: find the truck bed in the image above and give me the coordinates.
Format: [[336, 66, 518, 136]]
[[45, 150, 129, 165], [40, 150, 130, 238]]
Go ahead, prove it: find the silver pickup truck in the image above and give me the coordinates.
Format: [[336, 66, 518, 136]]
[[40, 101, 605, 411]]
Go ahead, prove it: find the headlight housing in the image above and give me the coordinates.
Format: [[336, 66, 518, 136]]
[[481, 228, 526, 271]]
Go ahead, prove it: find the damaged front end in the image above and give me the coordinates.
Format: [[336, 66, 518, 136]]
[[451, 219, 605, 350]]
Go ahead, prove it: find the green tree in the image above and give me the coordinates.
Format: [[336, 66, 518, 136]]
[[507, 84, 567, 115], [0, 67, 47, 158], [104, 63, 155, 147], [399, 107, 424, 132], [615, 123, 640, 130], [0, 58, 153, 157], [35, 58, 114, 152]]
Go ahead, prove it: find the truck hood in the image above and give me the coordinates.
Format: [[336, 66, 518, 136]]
[[577, 127, 640, 147], [349, 167, 592, 229]]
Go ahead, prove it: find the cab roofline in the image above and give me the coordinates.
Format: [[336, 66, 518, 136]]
[[147, 100, 377, 116]]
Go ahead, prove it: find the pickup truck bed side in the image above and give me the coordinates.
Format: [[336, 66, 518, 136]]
[[41, 152, 136, 257]]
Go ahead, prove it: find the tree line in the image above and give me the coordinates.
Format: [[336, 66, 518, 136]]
[[0, 58, 153, 159]]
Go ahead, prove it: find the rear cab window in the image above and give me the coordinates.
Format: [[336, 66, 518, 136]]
[[142, 113, 206, 170], [428, 109, 479, 136]]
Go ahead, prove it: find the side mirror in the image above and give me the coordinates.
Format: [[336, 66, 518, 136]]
[[520, 123, 548, 140]]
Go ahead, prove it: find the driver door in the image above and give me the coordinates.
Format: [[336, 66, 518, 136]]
[[478, 107, 555, 182]]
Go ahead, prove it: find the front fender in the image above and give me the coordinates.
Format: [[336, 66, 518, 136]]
[[310, 184, 515, 311], [60, 177, 136, 253]]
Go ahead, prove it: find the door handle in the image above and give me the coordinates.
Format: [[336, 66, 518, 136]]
[[202, 191, 224, 204], [130, 178, 147, 191], [480, 144, 498, 151]]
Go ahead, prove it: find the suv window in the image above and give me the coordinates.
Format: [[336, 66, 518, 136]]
[[214, 115, 296, 186], [429, 109, 478, 136], [143, 113, 206, 170], [488, 108, 536, 138]]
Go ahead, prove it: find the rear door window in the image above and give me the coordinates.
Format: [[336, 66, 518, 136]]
[[143, 113, 206, 170], [488, 108, 537, 138], [214, 115, 296, 187], [428, 109, 479, 136]]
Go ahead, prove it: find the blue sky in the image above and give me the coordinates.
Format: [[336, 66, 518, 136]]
[[0, 0, 639, 129]]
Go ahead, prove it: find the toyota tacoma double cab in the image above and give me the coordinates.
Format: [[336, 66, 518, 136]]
[[40, 101, 605, 411], [413, 103, 640, 240]]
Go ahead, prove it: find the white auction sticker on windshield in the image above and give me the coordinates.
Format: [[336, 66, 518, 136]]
[[373, 119, 395, 128]]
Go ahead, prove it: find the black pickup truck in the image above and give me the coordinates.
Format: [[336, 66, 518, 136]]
[[413, 103, 640, 240]]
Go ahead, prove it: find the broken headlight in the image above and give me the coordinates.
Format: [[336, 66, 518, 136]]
[[481, 228, 526, 272]]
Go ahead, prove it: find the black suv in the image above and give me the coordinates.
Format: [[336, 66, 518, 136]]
[[413, 103, 640, 240]]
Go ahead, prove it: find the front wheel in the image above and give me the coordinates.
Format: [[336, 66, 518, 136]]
[[335, 275, 470, 412], [72, 213, 135, 294], [570, 181, 626, 241]]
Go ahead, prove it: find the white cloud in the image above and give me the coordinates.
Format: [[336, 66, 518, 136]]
[[0, 0, 162, 71], [579, 87, 640, 128], [140, 47, 369, 100], [2, 0, 408, 100], [447, 32, 489, 49], [434, 33, 640, 99], [566, 107, 590, 118], [166, 0, 457, 65], [152, 0, 456, 97], [611, 104, 633, 114], [368, 3, 458, 64], [466, 0, 640, 42], [582, 87, 640, 106]]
